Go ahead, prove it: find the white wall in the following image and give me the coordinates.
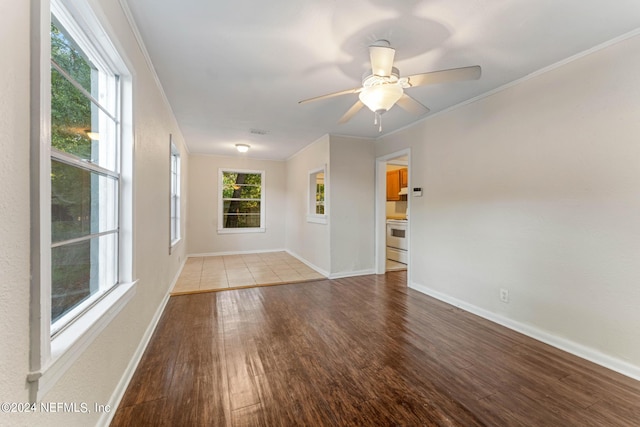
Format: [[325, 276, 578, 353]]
[[377, 33, 640, 377], [285, 135, 331, 273], [0, 0, 189, 425], [187, 154, 286, 255], [329, 136, 376, 277], [0, 1, 31, 425]]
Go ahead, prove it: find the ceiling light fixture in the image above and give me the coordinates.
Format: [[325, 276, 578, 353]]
[[235, 143, 250, 153], [358, 83, 403, 132]]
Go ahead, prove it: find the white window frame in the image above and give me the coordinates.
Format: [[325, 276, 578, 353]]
[[28, 0, 136, 402], [170, 138, 181, 250], [307, 165, 328, 224], [217, 168, 266, 234]]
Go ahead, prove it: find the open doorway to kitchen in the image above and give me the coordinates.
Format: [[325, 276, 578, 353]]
[[375, 149, 410, 284]]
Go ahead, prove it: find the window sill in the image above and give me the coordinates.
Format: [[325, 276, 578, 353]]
[[170, 237, 182, 253], [27, 280, 138, 401], [307, 215, 327, 224], [217, 228, 265, 234]]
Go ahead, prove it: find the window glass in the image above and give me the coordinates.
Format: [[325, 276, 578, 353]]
[[51, 21, 118, 170], [307, 166, 327, 223], [315, 172, 325, 214], [51, 159, 118, 243], [170, 143, 180, 244], [50, 15, 120, 333], [51, 233, 117, 323], [220, 170, 264, 230], [50, 20, 95, 93]]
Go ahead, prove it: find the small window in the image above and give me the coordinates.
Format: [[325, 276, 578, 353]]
[[307, 166, 327, 224], [218, 169, 265, 233], [170, 139, 181, 248]]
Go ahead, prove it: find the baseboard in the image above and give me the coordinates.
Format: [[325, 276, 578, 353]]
[[98, 260, 184, 426], [329, 269, 376, 279], [285, 250, 330, 278], [284, 250, 376, 280], [188, 248, 287, 258], [409, 281, 640, 382]]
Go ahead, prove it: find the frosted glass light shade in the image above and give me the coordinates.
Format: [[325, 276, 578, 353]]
[[359, 84, 403, 113], [235, 144, 250, 153]]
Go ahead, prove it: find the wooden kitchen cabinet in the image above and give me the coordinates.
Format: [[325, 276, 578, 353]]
[[400, 168, 408, 188], [387, 168, 408, 201], [386, 170, 400, 201]]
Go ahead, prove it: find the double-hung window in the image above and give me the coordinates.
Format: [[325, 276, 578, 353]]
[[170, 141, 181, 247], [50, 13, 120, 333], [218, 169, 265, 233], [29, 0, 134, 400]]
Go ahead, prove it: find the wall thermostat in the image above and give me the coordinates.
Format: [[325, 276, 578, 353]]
[[412, 187, 422, 197]]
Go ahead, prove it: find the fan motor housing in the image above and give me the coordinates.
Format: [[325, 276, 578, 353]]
[[362, 67, 400, 87]]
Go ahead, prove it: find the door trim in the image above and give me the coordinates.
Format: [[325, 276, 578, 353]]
[[375, 148, 411, 278]]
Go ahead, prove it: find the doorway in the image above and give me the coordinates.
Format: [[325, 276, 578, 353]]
[[375, 149, 410, 284]]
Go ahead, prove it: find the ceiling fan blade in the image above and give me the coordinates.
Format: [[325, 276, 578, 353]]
[[299, 87, 361, 104], [396, 93, 430, 115], [370, 45, 396, 77], [338, 100, 364, 124], [405, 65, 481, 87]]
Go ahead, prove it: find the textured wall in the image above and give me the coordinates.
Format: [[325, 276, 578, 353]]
[[329, 136, 376, 276], [187, 154, 287, 255], [0, 0, 189, 425], [0, 1, 32, 425], [377, 33, 640, 377], [285, 135, 331, 273]]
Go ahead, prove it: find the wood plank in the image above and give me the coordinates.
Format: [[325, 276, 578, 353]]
[[111, 271, 640, 426]]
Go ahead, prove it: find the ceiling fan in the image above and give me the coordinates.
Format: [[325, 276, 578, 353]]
[[299, 40, 481, 131]]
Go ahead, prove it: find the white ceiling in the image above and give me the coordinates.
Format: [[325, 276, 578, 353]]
[[123, 0, 640, 160]]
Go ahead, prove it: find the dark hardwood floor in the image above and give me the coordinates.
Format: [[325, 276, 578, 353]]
[[111, 272, 640, 426]]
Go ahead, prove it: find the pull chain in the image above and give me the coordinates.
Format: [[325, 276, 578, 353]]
[[374, 111, 383, 132]]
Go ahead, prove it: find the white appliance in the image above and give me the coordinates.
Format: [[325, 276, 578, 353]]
[[386, 219, 408, 264]]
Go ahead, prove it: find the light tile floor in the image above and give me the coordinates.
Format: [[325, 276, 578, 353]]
[[171, 251, 326, 295]]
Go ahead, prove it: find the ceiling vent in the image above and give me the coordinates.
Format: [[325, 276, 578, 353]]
[[250, 129, 268, 135]]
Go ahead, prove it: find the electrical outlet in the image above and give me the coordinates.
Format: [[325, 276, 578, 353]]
[[500, 288, 509, 303]]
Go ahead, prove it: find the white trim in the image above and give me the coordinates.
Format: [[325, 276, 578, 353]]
[[98, 296, 167, 427], [380, 28, 640, 141], [329, 269, 376, 280], [409, 280, 640, 382], [28, 280, 137, 401], [118, 0, 188, 154], [285, 250, 330, 278], [217, 227, 266, 234], [307, 165, 328, 224], [30, 0, 53, 374], [306, 215, 328, 224], [169, 138, 181, 249], [375, 148, 411, 279], [188, 248, 289, 258], [98, 258, 185, 426]]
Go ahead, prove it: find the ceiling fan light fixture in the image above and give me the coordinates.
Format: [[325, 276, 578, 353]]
[[358, 84, 403, 114], [235, 143, 250, 153]]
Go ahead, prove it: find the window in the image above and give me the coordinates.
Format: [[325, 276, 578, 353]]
[[307, 166, 327, 224], [50, 14, 122, 333], [29, 0, 134, 400], [218, 169, 265, 233], [170, 139, 181, 247]]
